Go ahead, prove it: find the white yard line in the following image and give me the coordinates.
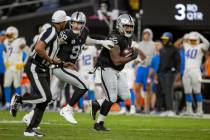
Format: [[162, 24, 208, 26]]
[[0, 120, 209, 132]]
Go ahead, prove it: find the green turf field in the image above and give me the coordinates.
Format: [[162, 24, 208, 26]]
[[0, 111, 210, 140]]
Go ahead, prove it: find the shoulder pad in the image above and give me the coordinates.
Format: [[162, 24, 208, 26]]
[[59, 29, 71, 41], [108, 34, 119, 45]]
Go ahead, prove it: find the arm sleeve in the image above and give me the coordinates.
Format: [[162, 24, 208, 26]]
[[85, 36, 101, 46]]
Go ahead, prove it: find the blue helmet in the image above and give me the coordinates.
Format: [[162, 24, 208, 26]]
[[161, 32, 173, 42]]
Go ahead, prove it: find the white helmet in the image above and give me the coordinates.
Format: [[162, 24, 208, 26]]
[[187, 32, 200, 45], [116, 14, 135, 38], [188, 32, 199, 40], [6, 26, 19, 39], [70, 11, 86, 34]]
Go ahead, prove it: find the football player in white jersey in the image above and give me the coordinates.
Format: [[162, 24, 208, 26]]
[[78, 45, 97, 111], [182, 31, 209, 116], [3, 26, 27, 109]]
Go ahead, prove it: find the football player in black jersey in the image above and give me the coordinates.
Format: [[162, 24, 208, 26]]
[[21, 11, 114, 125], [90, 14, 145, 131], [55, 11, 114, 124]]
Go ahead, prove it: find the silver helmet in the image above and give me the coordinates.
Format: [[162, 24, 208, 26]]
[[116, 14, 135, 38], [70, 11, 86, 34]]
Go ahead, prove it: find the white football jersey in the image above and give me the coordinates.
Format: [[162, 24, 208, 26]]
[[184, 42, 208, 70], [4, 38, 25, 70], [78, 46, 97, 73]]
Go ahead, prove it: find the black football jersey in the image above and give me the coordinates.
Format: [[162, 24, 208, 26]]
[[97, 30, 132, 71], [57, 27, 89, 64]]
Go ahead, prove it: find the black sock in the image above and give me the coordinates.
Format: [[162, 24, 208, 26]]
[[100, 99, 113, 116], [116, 96, 124, 103], [69, 87, 87, 107], [26, 102, 48, 130]]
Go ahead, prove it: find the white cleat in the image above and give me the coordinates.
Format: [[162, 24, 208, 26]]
[[60, 105, 78, 125], [180, 111, 193, 116], [119, 107, 127, 115], [129, 106, 136, 114], [160, 111, 176, 117], [167, 111, 176, 117], [24, 128, 44, 137], [194, 111, 204, 117]]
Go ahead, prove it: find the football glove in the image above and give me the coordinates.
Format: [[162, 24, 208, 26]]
[[130, 52, 138, 60], [98, 40, 114, 50]]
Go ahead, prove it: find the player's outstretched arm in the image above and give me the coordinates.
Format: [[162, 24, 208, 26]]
[[85, 36, 113, 50]]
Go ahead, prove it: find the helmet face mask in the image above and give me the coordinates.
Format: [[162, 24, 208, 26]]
[[70, 11, 86, 35], [116, 14, 135, 38], [187, 32, 199, 46]]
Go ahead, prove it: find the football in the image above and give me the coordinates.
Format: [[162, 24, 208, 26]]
[[120, 48, 133, 57]]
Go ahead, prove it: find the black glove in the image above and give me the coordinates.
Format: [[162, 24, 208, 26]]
[[130, 52, 138, 60]]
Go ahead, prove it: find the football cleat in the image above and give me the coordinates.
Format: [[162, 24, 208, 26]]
[[180, 111, 193, 116], [24, 128, 44, 137], [194, 110, 203, 117], [94, 121, 110, 131], [90, 100, 100, 120], [60, 105, 78, 125], [119, 107, 127, 115], [10, 95, 22, 117], [129, 105, 136, 114]]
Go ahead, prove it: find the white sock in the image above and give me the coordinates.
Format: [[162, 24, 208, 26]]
[[121, 107, 126, 111], [186, 102, 192, 113], [97, 98, 105, 106], [197, 102, 203, 113], [97, 113, 105, 123], [131, 105, 135, 109]]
